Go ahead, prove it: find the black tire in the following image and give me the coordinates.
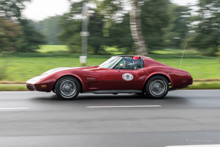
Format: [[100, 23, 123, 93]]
[[55, 76, 80, 100], [145, 76, 169, 99]]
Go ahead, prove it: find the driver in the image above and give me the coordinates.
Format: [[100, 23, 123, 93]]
[[123, 57, 132, 69], [132, 56, 142, 69], [124, 57, 131, 64]]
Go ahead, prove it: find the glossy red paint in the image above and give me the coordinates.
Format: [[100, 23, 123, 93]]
[[26, 56, 193, 93]]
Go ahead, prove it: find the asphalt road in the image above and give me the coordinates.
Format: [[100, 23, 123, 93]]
[[0, 90, 220, 147]]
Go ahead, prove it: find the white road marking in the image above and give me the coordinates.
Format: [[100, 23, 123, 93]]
[[87, 105, 161, 108], [0, 91, 34, 93], [166, 145, 220, 147], [0, 107, 29, 110]]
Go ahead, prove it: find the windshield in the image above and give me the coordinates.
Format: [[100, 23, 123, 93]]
[[99, 56, 122, 68]]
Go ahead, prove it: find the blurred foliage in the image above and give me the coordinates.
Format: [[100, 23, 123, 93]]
[[187, 0, 220, 56], [58, 1, 109, 54], [0, 18, 46, 53], [0, 0, 47, 53], [1, 0, 220, 56], [141, 0, 170, 50], [32, 16, 62, 45], [58, 0, 170, 54], [17, 19, 47, 52], [58, 2, 83, 54], [164, 4, 191, 49], [107, 15, 135, 54], [0, 0, 30, 21], [0, 18, 21, 52]]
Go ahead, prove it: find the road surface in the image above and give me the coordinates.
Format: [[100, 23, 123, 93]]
[[0, 90, 220, 147]]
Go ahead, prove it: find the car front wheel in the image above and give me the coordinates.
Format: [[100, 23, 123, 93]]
[[145, 76, 169, 99], [55, 76, 80, 100]]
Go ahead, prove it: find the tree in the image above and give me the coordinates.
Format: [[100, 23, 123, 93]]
[[58, 2, 83, 53], [188, 0, 220, 56], [129, 0, 147, 55], [0, 17, 21, 52], [58, 0, 170, 55], [141, 0, 170, 50], [17, 19, 47, 52], [94, 0, 148, 55], [58, 1, 109, 54], [93, 0, 170, 55], [164, 4, 191, 49], [33, 16, 62, 45], [0, 0, 30, 21], [0, 0, 46, 52], [107, 14, 135, 54], [88, 13, 109, 54]]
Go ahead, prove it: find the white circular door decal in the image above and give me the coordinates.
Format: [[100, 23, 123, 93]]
[[122, 73, 134, 81]]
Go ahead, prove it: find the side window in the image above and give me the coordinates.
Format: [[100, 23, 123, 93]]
[[114, 57, 144, 70], [114, 59, 134, 70], [114, 59, 125, 69], [133, 59, 144, 69]]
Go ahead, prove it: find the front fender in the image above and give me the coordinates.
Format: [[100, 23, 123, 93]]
[[54, 73, 86, 92]]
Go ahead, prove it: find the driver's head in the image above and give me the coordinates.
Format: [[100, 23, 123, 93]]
[[133, 56, 141, 65], [124, 57, 131, 65]]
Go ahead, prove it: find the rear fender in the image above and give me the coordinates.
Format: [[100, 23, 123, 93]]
[[143, 72, 173, 88]]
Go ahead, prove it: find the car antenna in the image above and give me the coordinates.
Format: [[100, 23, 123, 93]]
[[179, 42, 187, 69]]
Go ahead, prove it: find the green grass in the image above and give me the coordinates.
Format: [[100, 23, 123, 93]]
[[37, 45, 124, 55], [0, 85, 27, 91], [37, 45, 126, 55], [0, 56, 219, 81], [0, 57, 107, 81], [0, 45, 219, 82], [104, 46, 125, 55], [186, 82, 220, 89], [154, 58, 220, 80], [37, 45, 69, 53], [151, 48, 199, 55]]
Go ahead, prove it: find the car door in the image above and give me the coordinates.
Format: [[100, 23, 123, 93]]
[[102, 69, 146, 90], [102, 58, 146, 90]]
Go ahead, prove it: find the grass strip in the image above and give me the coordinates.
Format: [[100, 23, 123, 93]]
[[186, 82, 220, 89], [0, 85, 27, 91]]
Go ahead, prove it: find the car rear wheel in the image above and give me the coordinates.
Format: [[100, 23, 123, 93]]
[[55, 76, 80, 100], [145, 76, 169, 99]]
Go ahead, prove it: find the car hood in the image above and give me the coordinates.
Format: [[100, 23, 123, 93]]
[[41, 66, 100, 76]]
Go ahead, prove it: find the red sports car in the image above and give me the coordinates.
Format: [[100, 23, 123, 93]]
[[26, 55, 193, 99]]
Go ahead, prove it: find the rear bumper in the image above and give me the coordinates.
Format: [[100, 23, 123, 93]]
[[172, 78, 193, 89]]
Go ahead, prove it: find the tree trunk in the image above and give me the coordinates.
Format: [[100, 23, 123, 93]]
[[129, 0, 148, 56]]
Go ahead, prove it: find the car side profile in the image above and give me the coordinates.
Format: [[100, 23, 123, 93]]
[[26, 55, 193, 99]]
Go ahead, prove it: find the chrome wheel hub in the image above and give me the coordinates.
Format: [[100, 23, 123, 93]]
[[60, 80, 76, 98], [149, 79, 167, 96]]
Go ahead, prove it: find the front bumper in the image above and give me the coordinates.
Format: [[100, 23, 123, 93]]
[[26, 82, 53, 92], [26, 84, 36, 91]]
